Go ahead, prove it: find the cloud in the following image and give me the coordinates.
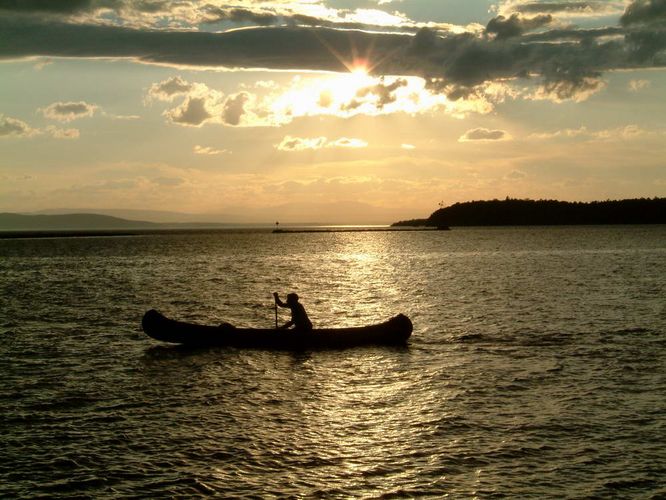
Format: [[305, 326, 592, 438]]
[[328, 137, 369, 148], [193, 145, 229, 155], [276, 135, 368, 151], [0, 0, 97, 14], [164, 95, 213, 127], [0, 114, 82, 139], [0, 0, 464, 35], [530, 75, 607, 102], [276, 136, 327, 152], [5, 1, 661, 109], [628, 78, 651, 91], [505, 169, 527, 179], [147, 76, 193, 102], [45, 125, 80, 139], [41, 101, 97, 122], [529, 124, 648, 140], [485, 13, 553, 39], [0, 114, 38, 138], [459, 128, 511, 142], [156, 83, 270, 128], [106, 113, 141, 120], [499, 1, 625, 17], [351, 78, 409, 109], [621, 0, 666, 25], [151, 78, 247, 127], [151, 73, 485, 128], [222, 92, 249, 126]]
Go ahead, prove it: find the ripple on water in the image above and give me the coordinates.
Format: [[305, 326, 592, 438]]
[[1, 226, 665, 497]]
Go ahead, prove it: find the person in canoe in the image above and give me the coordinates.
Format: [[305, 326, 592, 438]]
[[273, 292, 313, 331]]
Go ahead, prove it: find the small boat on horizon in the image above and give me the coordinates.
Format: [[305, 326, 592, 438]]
[[142, 309, 413, 349]]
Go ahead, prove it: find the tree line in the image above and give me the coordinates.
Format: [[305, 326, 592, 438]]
[[393, 197, 666, 227]]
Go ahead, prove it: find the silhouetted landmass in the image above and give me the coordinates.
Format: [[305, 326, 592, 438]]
[[393, 198, 666, 227], [0, 213, 160, 231], [392, 218, 428, 227]]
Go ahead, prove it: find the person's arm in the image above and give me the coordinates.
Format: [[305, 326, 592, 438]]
[[280, 320, 294, 329], [273, 292, 288, 308], [274, 292, 287, 308]]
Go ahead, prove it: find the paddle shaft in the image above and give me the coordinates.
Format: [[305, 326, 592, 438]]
[[274, 301, 278, 328]]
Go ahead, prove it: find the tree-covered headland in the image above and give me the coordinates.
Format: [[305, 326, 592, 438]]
[[393, 198, 666, 227]]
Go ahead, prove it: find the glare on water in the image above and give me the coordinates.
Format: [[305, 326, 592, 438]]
[[1, 226, 665, 497]]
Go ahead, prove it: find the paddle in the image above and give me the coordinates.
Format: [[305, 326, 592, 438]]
[[274, 294, 278, 328]]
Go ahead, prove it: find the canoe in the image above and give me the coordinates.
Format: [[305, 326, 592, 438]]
[[142, 309, 412, 349]]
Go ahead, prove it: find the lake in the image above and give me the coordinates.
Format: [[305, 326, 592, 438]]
[[1, 226, 665, 498]]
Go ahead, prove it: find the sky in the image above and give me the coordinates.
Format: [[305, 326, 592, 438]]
[[0, 0, 665, 223]]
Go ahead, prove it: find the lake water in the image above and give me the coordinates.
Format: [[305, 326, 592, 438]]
[[1, 226, 665, 498]]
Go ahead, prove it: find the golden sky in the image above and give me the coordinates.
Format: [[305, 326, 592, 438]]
[[1, 0, 665, 223]]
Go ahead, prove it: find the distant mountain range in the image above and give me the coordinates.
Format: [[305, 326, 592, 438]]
[[0, 205, 408, 231], [393, 198, 666, 227], [9, 198, 662, 231], [4, 202, 418, 228], [30, 208, 231, 224], [0, 213, 164, 231], [0, 212, 262, 231]]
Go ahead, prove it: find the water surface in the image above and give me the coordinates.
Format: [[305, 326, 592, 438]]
[[2, 226, 665, 497]]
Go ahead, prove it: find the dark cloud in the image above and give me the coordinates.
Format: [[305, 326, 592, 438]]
[[199, 5, 404, 33], [222, 93, 249, 126], [354, 79, 408, 109], [624, 28, 666, 62], [0, 114, 35, 137], [0, 19, 369, 72], [1, 3, 665, 104], [0, 0, 95, 13], [521, 26, 624, 42], [0, 0, 168, 15], [485, 14, 553, 39], [538, 74, 605, 101], [621, 0, 666, 25], [409, 25, 647, 100], [0, 0, 411, 34], [200, 7, 336, 29], [201, 7, 282, 27], [459, 128, 510, 142], [130, 0, 169, 14], [41, 101, 97, 121], [165, 96, 212, 127], [148, 76, 193, 100], [508, 2, 611, 15]]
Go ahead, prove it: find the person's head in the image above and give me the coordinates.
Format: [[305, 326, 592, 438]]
[[286, 293, 299, 305]]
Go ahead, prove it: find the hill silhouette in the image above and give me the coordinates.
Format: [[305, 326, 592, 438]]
[[0, 213, 160, 231], [393, 198, 666, 227]]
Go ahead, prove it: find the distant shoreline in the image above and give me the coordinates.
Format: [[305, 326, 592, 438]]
[[0, 228, 274, 239], [2, 198, 665, 236], [393, 198, 666, 227], [3, 224, 666, 240]]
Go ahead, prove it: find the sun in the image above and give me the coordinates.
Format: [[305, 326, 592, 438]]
[[328, 69, 374, 104], [348, 58, 370, 77]]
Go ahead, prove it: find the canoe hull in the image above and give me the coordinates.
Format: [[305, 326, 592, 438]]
[[142, 309, 412, 349]]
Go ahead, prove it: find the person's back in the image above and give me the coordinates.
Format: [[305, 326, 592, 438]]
[[289, 300, 312, 331]]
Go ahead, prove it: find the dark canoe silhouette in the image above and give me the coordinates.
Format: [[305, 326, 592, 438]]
[[142, 309, 412, 349]]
